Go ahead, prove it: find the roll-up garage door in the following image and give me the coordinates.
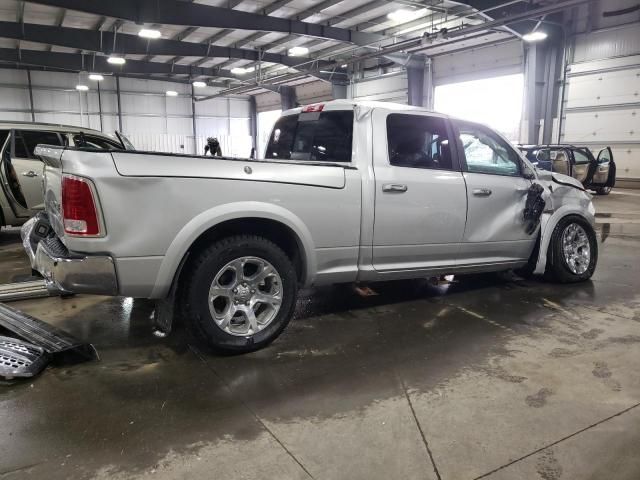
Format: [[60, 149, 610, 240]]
[[561, 23, 640, 182]]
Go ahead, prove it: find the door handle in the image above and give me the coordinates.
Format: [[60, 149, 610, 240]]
[[382, 183, 408, 193], [472, 188, 492, 197], [22, 171, 38, 178]]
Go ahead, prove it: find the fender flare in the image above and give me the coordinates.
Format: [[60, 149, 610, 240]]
[[533, 205, 595, 275], [149, 201, 317, 298]]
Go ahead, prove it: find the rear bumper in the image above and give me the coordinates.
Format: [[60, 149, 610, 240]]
[[21, 216, 118, 296]]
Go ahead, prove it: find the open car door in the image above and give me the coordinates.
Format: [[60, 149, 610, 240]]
[[595, 147, 616, 195]]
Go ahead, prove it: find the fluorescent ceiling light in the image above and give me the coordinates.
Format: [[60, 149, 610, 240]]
[[288, 46, 309, 56], [75, 84, 89, 91], [387, 9, 415, 23], [192, 81, 206, 87], [138, 28, 161, 39], [166, 90, 178, 96], [107, 56, 126, 65], [88, 73, 104, 81], [231, 67, 255, 75], [522, 31, 548, 42]]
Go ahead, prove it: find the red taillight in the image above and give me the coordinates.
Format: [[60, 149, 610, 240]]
[[62, 174, 101, 236], [302, 103, 324, 113]]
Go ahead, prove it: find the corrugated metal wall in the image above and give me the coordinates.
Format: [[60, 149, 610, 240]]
[[0, 69, 252, 156], [562, 23, 640, 181]]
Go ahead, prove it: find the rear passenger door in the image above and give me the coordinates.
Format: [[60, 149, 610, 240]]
[[10, 130, 63, 214], [453, 120, 536, 265], [371, 110, 467, 272]]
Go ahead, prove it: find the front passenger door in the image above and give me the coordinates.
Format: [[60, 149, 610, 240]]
[[454, 120, 537, 266]]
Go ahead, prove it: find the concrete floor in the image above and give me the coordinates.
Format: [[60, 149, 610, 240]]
[[1, 190, 639, 480]]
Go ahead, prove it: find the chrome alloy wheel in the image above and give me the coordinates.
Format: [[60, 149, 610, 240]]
[[561, 223, 591, 275], [208, 256, 283, 336]]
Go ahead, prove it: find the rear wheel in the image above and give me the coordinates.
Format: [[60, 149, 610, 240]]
[[180, 235, 298, 353], [596, 185, 612, 195], [545, 215, 597, 283]]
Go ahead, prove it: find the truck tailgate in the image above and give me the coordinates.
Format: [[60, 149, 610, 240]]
[[111, 152, 347, 189]]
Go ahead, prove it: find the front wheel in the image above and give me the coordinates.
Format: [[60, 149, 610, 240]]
[[596, 185, 612, 195], [180, 235, 298, 353], [546, 215, 598, 283]]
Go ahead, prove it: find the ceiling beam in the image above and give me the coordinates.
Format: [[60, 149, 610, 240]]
[[0, 22, 330, 70], [24, 0, 387, 46], [0, 47, 245, 80]]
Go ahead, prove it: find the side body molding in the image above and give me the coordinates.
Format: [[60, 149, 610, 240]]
[[149, 201, 317, 298]]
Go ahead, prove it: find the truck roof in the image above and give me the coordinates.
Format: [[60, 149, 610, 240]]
[[282, 99, 450, 118]]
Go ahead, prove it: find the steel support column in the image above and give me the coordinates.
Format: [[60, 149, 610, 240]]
[[26, 69, 35, 121], [97, 81, 103, 132], [115, 75, 123, 132], [279, 85, 297, 111], [407, 54, 427, 107], [191, 84, 197, 154], [248, 95, 257, 156], [331, 82, 348, 100], [541, 44, 560, 144]]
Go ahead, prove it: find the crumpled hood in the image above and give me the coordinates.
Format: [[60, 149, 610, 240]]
[[535, 169, 585, 191]]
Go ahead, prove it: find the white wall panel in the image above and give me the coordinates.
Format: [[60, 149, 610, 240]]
[[165, 96, 192, 116], [351, 73, 408, 103], [0, 69, 28, 84], [0, 111, 31, 122], [433, 41, 523, 85], [0, 68, 251, 156], [562, 23, 640, 181], [195, 97, 229, 117], [230, 98, 250, 117], [0, 86, 30, 109], [565, 65, 640, 109], [563, 110, 640, 143], [574, 23, 640, 62], [166, 117, 193, 135]]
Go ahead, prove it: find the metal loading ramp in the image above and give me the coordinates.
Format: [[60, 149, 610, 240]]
[[0, 303, 98, 380]]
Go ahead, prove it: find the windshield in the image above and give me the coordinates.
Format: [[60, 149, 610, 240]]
[[264, 111, 353, 162]]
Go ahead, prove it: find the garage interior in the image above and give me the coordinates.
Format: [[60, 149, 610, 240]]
[[1, 0, 640, 478]]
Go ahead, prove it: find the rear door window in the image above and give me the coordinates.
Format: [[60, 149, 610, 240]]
[[14, 130, 62, 158], [265, 110, 354, 162], [386, 114, 453, 170]]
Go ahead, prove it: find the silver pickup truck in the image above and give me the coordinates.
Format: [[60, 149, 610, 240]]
[[22, 100, 597, 353]]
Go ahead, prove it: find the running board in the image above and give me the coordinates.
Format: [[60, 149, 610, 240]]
[[0, 303, 97, 379], [0, 280, 52, 302]]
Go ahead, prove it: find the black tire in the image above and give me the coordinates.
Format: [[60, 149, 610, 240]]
[[180, 235, 298, 354], [545, 215, 597, 283], [596, 186, 612, 195]]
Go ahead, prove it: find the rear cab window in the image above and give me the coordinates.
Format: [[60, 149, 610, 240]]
[[265, 110, 354, 162]]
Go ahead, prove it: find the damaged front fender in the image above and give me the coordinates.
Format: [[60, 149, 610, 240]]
[[532, 171, 596, 275]]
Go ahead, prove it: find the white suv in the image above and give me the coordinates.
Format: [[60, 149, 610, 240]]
[[0, 123, 131, 231]]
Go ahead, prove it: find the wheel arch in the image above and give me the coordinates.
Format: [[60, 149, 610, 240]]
[[533, 206, 596, 275], [149, 202, 316, 298]]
